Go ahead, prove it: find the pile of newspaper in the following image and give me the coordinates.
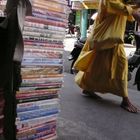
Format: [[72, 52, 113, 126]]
[[16, 0, 68, 139]]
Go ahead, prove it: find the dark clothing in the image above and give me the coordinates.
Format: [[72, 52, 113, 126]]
[[0, 1, 32, 140]]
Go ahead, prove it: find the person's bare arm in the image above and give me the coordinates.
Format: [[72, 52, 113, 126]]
[[107, 0, 134, 15]]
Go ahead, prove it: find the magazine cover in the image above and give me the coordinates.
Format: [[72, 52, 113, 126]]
[[19, 83, 62, 91], [23, 30, 65, 40], [24, 42, 64, 50], [16, 114, 58, 131], [17, 99, 60, 113], [17, 94, 59, 104], [32, 7, 67, 20], [32, 0, 67, 13], [23, 48, 63, 59], [17, 98, 59, 108], [16, 121, 56, 139], [17, 107, 59, 121], [21, 76, 63, 84], [25, 16, 67, 28], [21, 66, 63, 75], [16, 91, 59, 101], [24, 21, 66, 32], [23, 26, 65, 37]]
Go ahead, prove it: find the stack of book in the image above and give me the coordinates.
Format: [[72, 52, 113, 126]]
[[16, 0, 68, 139]]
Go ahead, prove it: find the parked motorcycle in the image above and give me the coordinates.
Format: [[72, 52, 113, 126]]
[[124, 30, 135, 44], [128, 31, 140, 91], [68, 37, 86, 74]]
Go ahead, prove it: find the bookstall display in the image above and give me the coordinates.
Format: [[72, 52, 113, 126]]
[[15, 0, 68, 139]]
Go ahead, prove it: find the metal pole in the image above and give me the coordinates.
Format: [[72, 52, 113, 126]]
[[81, 9, 88, 38]]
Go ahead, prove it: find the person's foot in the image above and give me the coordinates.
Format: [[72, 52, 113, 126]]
[[121, 97, 138, 113], [82, 90, 102, 99]]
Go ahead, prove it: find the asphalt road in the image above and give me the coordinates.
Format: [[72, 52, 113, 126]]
[[56, 37, 140, 140], [57, 72, 140, 140]]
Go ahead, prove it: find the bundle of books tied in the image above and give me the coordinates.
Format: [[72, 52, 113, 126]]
[[16, 0, 68, 139]]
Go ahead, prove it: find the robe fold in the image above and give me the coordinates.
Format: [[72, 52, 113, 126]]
[[74, 0, 137, 97]]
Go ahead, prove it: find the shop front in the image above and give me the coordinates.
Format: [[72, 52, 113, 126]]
[[70, 0, 99, 38]]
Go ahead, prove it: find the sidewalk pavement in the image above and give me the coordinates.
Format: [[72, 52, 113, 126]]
[[57, 72, 140, 140]]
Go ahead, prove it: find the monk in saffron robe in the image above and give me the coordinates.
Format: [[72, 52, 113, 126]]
[[74, 0, 140, 113]]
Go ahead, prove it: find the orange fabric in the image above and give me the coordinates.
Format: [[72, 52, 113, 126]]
[[74, 0, 137, 97]]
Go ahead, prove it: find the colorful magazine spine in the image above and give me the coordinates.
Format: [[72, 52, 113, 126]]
[[16, 0, 68, 139], [16, 114, 58, 131]]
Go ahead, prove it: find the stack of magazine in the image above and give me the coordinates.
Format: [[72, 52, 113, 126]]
[[16, 0, 68, 139]]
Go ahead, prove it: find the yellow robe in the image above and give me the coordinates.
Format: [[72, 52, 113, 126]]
[[74, 0, 136, 97]]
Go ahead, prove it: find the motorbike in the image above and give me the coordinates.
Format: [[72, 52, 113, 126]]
[[124, 30, 135, 45], [68, 37, 86, 74], [128, 31, 140, 91]]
